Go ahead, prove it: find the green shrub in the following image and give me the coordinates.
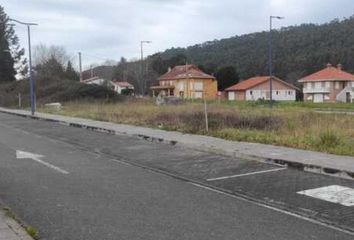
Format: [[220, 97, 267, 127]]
[[317, 130, 341, 149]]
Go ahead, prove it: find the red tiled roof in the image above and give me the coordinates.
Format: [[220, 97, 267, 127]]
[[225, 76, 299, 91], [158, 65, 215, 81], [299, 64, 354, 82], [112, 81, 134, 88]]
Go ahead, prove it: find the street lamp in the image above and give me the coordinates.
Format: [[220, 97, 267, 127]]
[[269, 16, 284, 108], [140, 40, 152, 95], [9, 18, 38, 115]]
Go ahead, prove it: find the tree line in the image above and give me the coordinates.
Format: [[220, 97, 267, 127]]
[[152, 16, 354, 88]]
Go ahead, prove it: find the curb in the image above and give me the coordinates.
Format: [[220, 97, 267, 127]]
[[1, 108, 354, 180], [1, 207, 36, 240]]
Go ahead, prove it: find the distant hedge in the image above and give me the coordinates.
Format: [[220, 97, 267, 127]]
[[0, 75, 124, 108]]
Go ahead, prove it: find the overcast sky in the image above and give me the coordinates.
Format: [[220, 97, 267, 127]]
[[3, 0, 354, 69]]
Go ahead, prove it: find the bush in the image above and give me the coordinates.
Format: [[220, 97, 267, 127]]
[[121, 88, 134, 96], [317, 130, 341, 149], [0, 75, 124, 107]]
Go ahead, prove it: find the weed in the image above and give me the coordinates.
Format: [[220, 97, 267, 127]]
[[26, 226, 39, 239], [318, 130, 341, 149]]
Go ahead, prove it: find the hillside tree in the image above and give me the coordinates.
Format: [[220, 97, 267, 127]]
[[215, 66, 239, 90], [0, 5, 26, 82]]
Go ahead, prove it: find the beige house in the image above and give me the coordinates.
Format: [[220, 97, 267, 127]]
[[225, 76, 298, 101], [150, 65, 218, 99], [298, 63, 354, 103]]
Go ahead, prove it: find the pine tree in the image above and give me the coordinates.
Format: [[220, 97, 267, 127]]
[[215, 66, 239, 90], [0, 5, 26, 82], [65, 61, 79, 81]]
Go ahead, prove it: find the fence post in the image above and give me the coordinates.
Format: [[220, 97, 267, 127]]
[[18, 93, 22, 109], [204, 94, 209, 132]]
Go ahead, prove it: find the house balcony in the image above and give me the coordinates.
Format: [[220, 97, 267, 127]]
[[303, 88, 331, 94]]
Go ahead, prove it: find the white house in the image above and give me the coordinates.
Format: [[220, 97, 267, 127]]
[[298, 63, 354, 103], [111, 81, 135, 94], [225, 76, 299, 101], [81, 77, 134, 94]]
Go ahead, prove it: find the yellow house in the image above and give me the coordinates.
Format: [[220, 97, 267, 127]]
[[151, 65, 218, 99]]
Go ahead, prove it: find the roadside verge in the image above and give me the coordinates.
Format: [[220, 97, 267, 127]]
[[0, 207, 36, 240], [1, 107, 354, 180]]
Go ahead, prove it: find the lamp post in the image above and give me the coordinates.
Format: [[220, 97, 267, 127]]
[[269, 16, 284, 108], [140, 41, 151, 95], [9, 18, 38, 115]]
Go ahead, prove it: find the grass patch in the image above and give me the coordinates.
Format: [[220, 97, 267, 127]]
[[38, 99, 354, 157], [26, 226, 39, 239]]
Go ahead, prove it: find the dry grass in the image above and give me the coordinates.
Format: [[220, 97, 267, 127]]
[[39, 99, 354, 157]]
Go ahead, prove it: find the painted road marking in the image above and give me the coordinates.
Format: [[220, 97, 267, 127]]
[[298, 185, 354, 207], [206, 168, 286, 181], [191, 182, 354, 237], [16, 150, 69, 175]]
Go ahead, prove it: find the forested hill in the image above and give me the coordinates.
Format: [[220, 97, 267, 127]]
[[153, 16, 354, 86]]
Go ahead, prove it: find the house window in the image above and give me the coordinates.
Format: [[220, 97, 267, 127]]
[[315, 82, 321, 89], [335, 82, 340, 89], [194, 82, 203, 91], [194, 92, 203, 99], [178, 82, 184, 91], [325, 82, 330, 88], [288, 91, 292, 95], [250, 91, 253, 95], [276, 91, 279, 95], [306, 82, 311, 89]]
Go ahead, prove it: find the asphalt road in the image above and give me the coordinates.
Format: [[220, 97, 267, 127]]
[[0, 112, 353, 240]]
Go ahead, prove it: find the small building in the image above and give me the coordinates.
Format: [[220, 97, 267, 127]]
[[298, 63, 354, 103], [111, 81, 134, 94], [225, 76, 298, 101], [82, 77, 134, 95], [150, 65, 218, 99], [81, 76, 106, 85]]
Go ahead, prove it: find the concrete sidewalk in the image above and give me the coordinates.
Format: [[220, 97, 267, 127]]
[[1, 107, 354, 178], [0, 209, 33, 240]]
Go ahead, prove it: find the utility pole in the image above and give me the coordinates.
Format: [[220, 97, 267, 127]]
[[140, 41, 152, 95], [78, 52, 82, 82], [269, 16, 284, 109], [10, 18, 38, 116]]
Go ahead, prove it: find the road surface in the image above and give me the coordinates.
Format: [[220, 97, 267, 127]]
[[0, 112, 353, 240]]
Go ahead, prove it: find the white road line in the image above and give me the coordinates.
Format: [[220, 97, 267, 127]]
[[30, 157, 69, 175], [109, 156, 354, 235], [206, 168, 287, 181], [16, 150, 69, 175], [110, 159, 132, 166], [190, 183, 354, 236]]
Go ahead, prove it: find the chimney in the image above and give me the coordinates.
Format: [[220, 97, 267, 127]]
[[337, 63, 342, 70], [326, 63, 332, 68], [168, 67, 172, 72]]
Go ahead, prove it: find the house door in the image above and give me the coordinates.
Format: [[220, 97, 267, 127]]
[[314, 94, 323, 103], [228, 92, 235, 101], [346, 92, 351, 103]]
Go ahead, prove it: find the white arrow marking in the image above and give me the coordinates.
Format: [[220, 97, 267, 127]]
[[16, 150, 69, 175]]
